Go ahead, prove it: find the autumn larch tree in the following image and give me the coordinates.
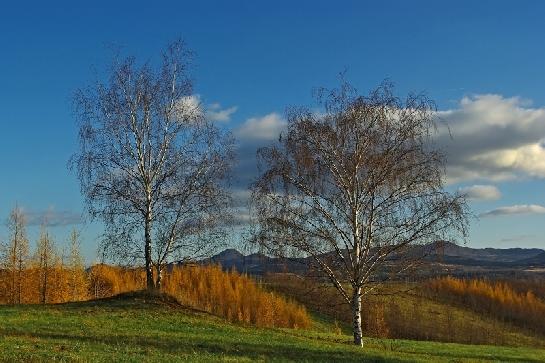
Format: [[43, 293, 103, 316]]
[[5, 206, 30, 304], [35, 226, 57, 304], [71, 39, 235, 290], [68, 229, 88, 301], [251, 80, 468, 346]]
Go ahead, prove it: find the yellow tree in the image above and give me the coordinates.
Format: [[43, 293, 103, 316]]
[[5, 206, 30, 304], [53, 246, 69, 303], [35, 226, 57, 304], [68, 229, 88, 301]]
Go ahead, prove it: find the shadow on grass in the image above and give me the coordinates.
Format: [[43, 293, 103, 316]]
[[0, 328, 414, 363], [53, 291, 221, 320], [3, 327, 544, 363]]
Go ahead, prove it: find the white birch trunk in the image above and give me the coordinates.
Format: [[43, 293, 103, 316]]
[[352, 286, 363, 347]]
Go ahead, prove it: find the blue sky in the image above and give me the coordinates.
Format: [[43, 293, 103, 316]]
[[1, 0, 545, 261]]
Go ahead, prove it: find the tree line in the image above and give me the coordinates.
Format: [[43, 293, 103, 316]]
[[0, 206, 87, 304], [0, 206, 310, 329]]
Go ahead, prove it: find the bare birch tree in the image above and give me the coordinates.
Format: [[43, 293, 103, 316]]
[[251, 80, 468, 346], [71, 39, 235, 290]]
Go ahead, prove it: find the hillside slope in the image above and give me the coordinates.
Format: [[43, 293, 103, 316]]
[[0, 293, 544, 362], [264, 275, 545, 348]]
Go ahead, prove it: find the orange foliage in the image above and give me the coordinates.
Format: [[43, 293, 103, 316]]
[[425, 276, 545, 334], [87, 265, 145, 298], [163, 265, 310, 329], [0, 266, 89, 305], [84, 264, 311, 329]]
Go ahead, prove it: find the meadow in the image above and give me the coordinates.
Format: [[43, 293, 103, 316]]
[[2, 260, 545, 361], [1, 292, 545, 362]]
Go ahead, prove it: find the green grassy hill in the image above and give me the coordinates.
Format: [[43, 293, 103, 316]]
[[0, 292, 544, 362]]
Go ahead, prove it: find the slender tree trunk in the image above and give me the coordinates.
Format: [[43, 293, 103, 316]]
[[41, 268, 48, 304], [11, 240, 17, 305], [352, 286, 363, 347], [10, 265, 16, 304], [144, 214, 155, 291], [17, 261, 22, 304]]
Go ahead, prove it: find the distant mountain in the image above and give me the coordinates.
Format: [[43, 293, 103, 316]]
[[207, 249, 245, 265], [190, 242, 545, 276], [198, 249, 308, 275], [428, 241, 544, 263]]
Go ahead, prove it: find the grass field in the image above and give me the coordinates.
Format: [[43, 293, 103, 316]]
[[0, 292, 544, 362]]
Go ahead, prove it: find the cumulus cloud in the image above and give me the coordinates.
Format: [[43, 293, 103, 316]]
[[227, 95, 545, 225], [479, 204, 545, 218], [436, 95, 545, 183], [174, 96, 237, 123], [231, 95, 545, 187], [174, 95, 203, 121], [458, 185, 501, 201], [234, 113, 286, 141], [206, 103, 238, 122], [221, 113, 288, 229]]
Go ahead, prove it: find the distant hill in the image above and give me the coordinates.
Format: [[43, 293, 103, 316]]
[[515, 251, 545, 266], [198, 249, 308, 275], [428, 241, 544, 263], [192, 242, 545, 276]]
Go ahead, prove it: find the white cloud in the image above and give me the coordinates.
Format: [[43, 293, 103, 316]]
[[458, 185, 501, 201], [436, 94, 545, 183], [235, 113, 287, 141], [227, 114, 288, 228], [230, 209, 252, 226], [232, 95, 545, 186], [174, 95, 203, 121], [479, 204, 545, 218], [174, 96, 237, 123], [206, 103, 238, 122]]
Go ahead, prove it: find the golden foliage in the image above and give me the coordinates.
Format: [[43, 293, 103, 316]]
[[0, 265, 89, 305], [163, 265, 311, 329], [86, 264, 311, 329], [425, 276, 545, 334], [4, 206, 30, 304], [0, 227, 89, 305]]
